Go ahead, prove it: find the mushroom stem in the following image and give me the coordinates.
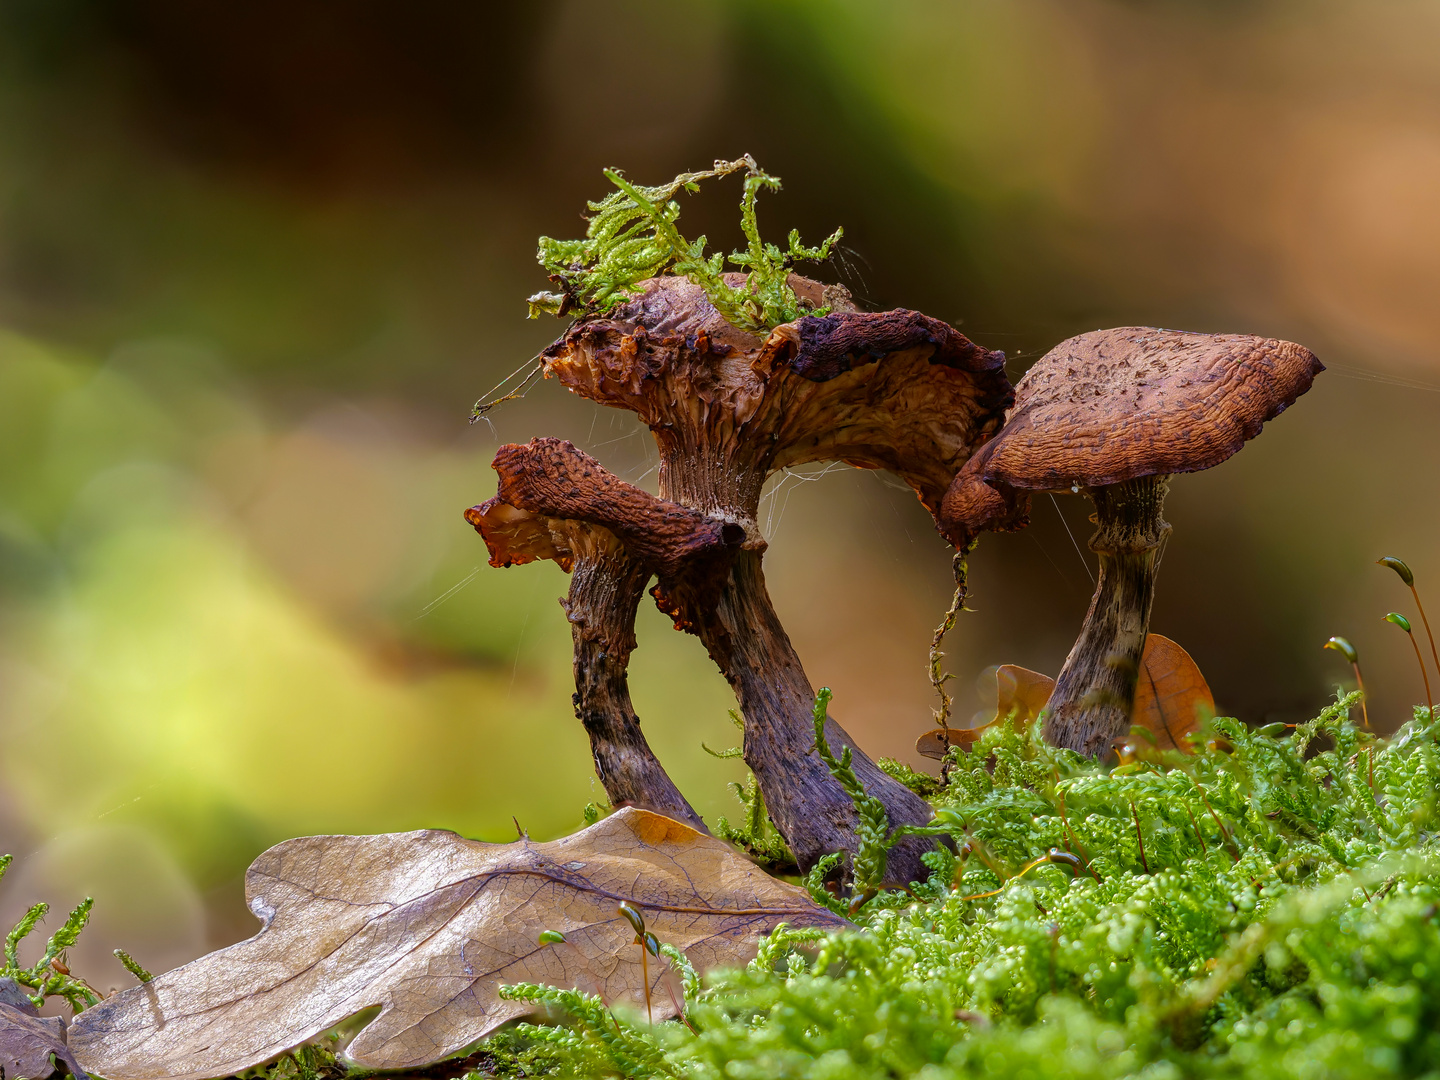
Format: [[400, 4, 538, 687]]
[[694, 549, 938, 884], [564, 548, 709, 832], [1045, 475, 1172, 757]]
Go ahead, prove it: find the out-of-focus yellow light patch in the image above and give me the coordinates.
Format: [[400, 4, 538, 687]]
[[8, 506, 593, 842]]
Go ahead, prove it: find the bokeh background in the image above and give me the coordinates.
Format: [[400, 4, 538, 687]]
[[2, 0, 1439, 986]]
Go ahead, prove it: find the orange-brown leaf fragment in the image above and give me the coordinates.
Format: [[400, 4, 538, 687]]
[[69, 808, 846, 1080], [916, 664, 1056, 759], [995, 664, 1056, 727], [1131, 633, 1214, 751]]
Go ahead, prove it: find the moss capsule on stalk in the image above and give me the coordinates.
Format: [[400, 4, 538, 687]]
[[1379, 557, 1439, 690], [1384, 613, 1434, 719], [617, 902, 655, 1022], [1324, 636, 1369, 730]]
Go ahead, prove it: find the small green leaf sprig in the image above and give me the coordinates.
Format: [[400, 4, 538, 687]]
[[811, 686, 893, 908], [706, 710, 795, 873]]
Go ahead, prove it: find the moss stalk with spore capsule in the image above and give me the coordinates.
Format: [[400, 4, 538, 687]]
[[1379, 556, 1439, 684], [1324, 635, 1369, 730], [1384, 611, 1434, 719]]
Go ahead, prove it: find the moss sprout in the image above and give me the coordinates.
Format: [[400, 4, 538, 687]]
[[527, 155, 841, 333], [0, 855, 100, 1011]]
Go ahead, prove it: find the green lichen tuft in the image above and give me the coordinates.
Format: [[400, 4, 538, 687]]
[[529, 155, 842, 333]]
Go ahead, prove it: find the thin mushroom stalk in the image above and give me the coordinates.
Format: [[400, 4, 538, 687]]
[[565, 548, 705, 827], [1046, 475, 1173, 756], [467, 471, 717, 832]]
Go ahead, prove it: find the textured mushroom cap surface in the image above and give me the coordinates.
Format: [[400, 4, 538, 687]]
[[985, 327, 1323, 491], [541, 274, 1012, 521], [489, 438, 746, 575], [937, 439, 1031, 549], [466, 499, 616, 572]]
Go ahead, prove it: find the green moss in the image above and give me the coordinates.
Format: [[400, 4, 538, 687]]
[[496, 694, 1440, 1078], [527, 155, 842, 333], [0, 854, 99, 1011]]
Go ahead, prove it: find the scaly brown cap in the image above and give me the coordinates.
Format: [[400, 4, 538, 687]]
[[465, 499, 617, 573], [936, 438, 1031, 549], [984, 327, 1324, 492], [539, 274, 1012, 529], [469, 438, 746, 633]]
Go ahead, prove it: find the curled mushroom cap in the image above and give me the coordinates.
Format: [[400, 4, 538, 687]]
[[486, 437, 746, 578], [984, 327, 1324, 491], [540, 274, 1012, 529], [937, 439, 1031, 550], [466, 498, 617, 572]]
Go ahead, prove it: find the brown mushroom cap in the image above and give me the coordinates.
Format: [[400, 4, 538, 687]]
[[472, 438, 747, 635], [984, 327, 1324, 492], [937, 439, 1031, 549], [489, 438, 745, 576], [465, 499, 616, 572], [540, 274, 1012, 526]]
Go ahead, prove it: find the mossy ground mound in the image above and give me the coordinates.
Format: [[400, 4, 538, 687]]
[[487, 694, 1439, 1079]]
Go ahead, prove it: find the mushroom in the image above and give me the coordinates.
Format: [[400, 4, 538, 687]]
[[466, 437, 747, 832], [941, 327, 1322, 757], [534, 273, 1012, 883]]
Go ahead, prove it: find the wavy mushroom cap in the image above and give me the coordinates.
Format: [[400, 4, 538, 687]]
[[466, 498, 618, 572], [984, 327, 1323, 492], [541, 273, 1012, 520], [937, 440, 1031, 549]]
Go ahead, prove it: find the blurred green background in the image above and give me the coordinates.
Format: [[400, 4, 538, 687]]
[[1, 0, 1438, 986]]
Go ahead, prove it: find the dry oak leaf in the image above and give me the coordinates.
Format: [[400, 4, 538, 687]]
[[1130, 633, 1214, 752], [70, 808, 845, 1080], [916, 665, 1057, 760]]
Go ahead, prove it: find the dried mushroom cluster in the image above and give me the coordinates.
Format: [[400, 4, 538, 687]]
[[470, 273, 1011, 886], [469, 177, 1322, 883]]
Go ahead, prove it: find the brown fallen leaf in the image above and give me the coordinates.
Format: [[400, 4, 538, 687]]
[[70, 808, 846, 1080], [0, 978, 89, 1080], [995, 664, 1057, 726], [1129, 633, 1214, 752], [916, 664, 1057, 759]]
